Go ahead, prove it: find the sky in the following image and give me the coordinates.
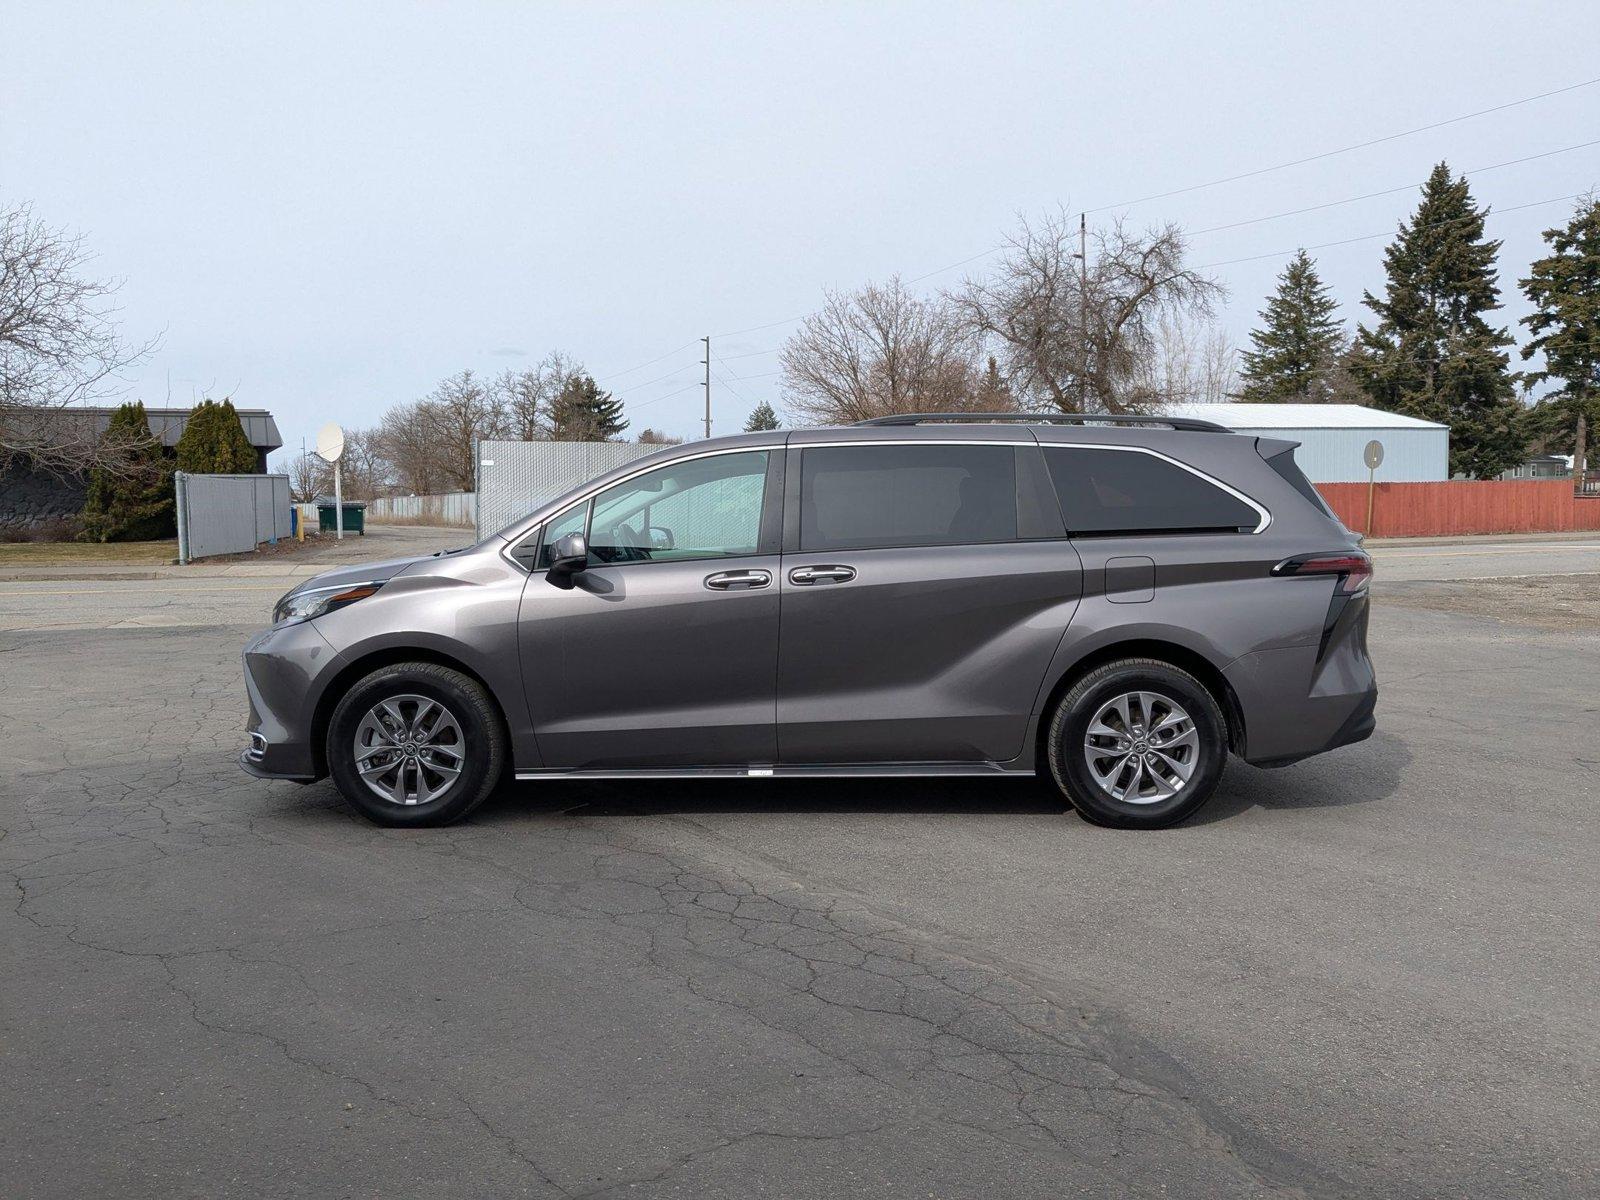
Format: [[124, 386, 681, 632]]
[[4, 1, 1597, 470]]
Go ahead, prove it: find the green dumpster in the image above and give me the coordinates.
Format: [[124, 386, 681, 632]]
[[316, 500, 367, 535]]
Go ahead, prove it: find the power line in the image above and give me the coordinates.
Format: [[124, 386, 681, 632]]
[[1189, 140, 1600, 237], [610, 364, 697, 397], [621, 76, 1599, 418], [625, 380, 702, 412], [712, 313, 810, 339], [1195, 191, 1587, 271], [1087, 76, 1600, 214], [902, 77, 1600, 286], [596, 340, 697, 383]]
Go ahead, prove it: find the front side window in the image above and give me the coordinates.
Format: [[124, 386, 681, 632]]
[[534, 500, 588, 568], [800, 444, 1017, 552], [586, 451, 769, 565], [1043, 447, 1259, 535]]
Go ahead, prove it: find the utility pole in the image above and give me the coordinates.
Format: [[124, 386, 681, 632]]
[[701, 335, 712, 439], [1079, 211, 1089, 414]]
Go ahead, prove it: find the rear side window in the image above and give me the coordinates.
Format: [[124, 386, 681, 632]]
[[1043, 447, 1259, 535], [1263, 448, 1336, 519], [800, 444, 1017, 551]]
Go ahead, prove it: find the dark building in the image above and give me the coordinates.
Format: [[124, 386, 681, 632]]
[[0, 406, 283, 531]]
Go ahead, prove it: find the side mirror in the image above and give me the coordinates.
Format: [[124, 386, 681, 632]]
[[648, 525, 675, 551], [545, 532, 589, 589]]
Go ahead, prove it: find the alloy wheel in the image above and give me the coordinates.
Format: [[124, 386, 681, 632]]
[[1082, 690, 1199, 805], [352, 693, 466, 806]]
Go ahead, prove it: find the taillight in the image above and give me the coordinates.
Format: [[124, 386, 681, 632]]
[[1272, 551, 1373, 595]]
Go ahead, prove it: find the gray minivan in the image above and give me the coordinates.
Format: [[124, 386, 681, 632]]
[[241, 414, 1375, 829]]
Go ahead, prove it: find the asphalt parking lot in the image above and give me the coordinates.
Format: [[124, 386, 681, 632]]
[[3, 532, 1596, 1198]]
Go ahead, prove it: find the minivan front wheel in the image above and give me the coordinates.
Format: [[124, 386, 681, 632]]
[[1047, 658, 1227, 829], [326, 662, 506, 827]]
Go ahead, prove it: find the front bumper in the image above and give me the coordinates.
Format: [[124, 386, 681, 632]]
[[239, 619, 345, 782]]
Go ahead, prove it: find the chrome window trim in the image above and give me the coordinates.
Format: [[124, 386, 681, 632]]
[[500, 435, 1270, 574], [801, 438, 1273, 535], [500, 445, 783, 574]]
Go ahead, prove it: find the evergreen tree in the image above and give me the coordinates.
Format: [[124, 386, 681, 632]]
[[743, 401, 781, 432], [1237, 250, 1345, 402], [1520, 196, 1600, 473], [79, 401, 176, 542], [1351, 162, 1524, 479], [975, 356, 1014, 409], [175, 398, 258, 473], [548, 374, 627, 441]]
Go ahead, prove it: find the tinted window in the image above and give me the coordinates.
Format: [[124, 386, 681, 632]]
[[800, 444, 1017, 551], [1264, 448, 1335, 518], [588, 451, 768, 564], [1043, 447, 1258, 535]]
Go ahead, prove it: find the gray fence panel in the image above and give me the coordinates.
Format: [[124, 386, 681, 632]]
[[475, 441, 660, 537], [363, 492, 476, 525], [178, 473, 291, 561]]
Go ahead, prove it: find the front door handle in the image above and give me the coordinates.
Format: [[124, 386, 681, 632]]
[[704, 569, 772, 591], [788, 565, 857, 586]]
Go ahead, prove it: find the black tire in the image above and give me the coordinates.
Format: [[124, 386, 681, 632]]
[[326, 662, 507, 827], [1046, 657, 1227, 830]]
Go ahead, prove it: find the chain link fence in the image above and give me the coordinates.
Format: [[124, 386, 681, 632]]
[[474, 440, 660, 537]]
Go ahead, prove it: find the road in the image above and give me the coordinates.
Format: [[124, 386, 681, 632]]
[[1368, 534, 1600, 582], [2, 534, 1597, 1198], [0, 532, 1592, 632]]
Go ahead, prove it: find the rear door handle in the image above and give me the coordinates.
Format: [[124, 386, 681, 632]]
[[704, 569, 772, 591], [788, 565, 857, 585]]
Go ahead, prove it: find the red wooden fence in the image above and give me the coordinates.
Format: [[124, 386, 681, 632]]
[[1315, 479, 1600, 537]]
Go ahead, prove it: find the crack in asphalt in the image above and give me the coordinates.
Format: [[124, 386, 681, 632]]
[[1, 627, 1348, 1199]]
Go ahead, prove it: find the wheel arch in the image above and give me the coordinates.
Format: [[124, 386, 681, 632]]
[[310, 646, 511, 779], [1034, 637, 1247, 771]]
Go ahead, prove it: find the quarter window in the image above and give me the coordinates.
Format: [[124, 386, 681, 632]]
[[799, 444, 1017, 552], [1042, 447, 1259, 535], [586, 451, 769, 564]]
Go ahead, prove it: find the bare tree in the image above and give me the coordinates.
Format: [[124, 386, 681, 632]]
[[1132, 314, 1238, 406], [952, 210, 1223, 413], [779, 277, 991, 424], [418, 369, 506, 491], [636, 427, 683, 445], [1, 203, 159, 471], [286, 449, 332, 503], [493, 350, 578, 441]]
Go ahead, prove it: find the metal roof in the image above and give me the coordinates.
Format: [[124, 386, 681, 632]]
[[33, 406, 285, 451], [1160, 402, 1448, 431]]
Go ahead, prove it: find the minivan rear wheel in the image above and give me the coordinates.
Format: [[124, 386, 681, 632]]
[[326, 662, 506, 827], [1046, 658, 1227, 829]]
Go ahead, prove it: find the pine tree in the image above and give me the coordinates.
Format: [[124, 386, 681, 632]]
[[1237, 250, 1345, 402], [175, 398, 256, 472], [1351, 162, 1524, 479], [216, 398, 259, 471], [548, 374, 628, 441], [743, 401, 781, 432], [1520, 196, 1600, 474], [79, 401, 176, 542]]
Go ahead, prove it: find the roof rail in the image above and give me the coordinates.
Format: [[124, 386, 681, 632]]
[[851, 412, 1232, 434]]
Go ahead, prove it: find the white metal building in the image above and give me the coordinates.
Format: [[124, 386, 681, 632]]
[[1161, 403, 1449, 482]]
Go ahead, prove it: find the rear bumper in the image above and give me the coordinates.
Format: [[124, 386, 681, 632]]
[[1225, 642, 1377, 768]]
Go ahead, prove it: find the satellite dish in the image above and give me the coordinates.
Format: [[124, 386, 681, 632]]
[[1363, 439, 1385, 470], [315, 422, 345, 464]]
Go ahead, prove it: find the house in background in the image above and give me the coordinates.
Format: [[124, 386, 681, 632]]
[[1499, 454, 1571, 481], [1161, 403, 1450, 483], [0, 406, 283, 531]]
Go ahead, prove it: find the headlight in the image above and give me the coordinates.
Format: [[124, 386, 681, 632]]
[[273, 580, 385, 626]]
